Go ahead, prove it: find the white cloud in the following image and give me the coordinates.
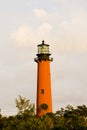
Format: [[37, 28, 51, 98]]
[[36, 23, 52, 37], [11, 26, 33, 47], [53, 18, 87, 53], [52, 53, 87, 111], [10, 23, 53, 47], [11, 3, 87, 53], [48, 6, 87, 53], [34, 9, 47, 18]]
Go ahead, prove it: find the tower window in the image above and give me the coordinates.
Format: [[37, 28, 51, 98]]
[[41, 89, 44, 94]]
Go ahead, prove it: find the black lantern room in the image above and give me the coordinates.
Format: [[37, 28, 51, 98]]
[[34, 41, 53, 62]]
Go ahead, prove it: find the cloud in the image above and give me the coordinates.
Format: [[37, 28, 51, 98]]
[[34, 9, 47, 18], [52, 53, 87, 111], [36, 23, 52, 37], [11, 26, 33, 47], [10, 23, 53, 47], [10, 3, 87, 53], [52, 19, 87, 53], [53, 0, 86, 9], [48, 1, 87, 53]]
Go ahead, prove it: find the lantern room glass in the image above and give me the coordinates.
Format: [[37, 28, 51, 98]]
[[38, 45, 49, 54]]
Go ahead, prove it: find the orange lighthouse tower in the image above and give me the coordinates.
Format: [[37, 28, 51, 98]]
[[34, 40, 53, 117]]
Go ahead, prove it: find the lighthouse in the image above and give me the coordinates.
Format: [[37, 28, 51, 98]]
[[34, 40, 53, 117]]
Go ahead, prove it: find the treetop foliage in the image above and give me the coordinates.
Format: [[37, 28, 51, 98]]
[[0, 96, 87, 130]]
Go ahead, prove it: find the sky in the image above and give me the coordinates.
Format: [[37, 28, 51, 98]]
[[0, 0, 87, 115]]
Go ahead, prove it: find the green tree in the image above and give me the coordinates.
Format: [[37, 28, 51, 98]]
[[15, 95, 35, 115]]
